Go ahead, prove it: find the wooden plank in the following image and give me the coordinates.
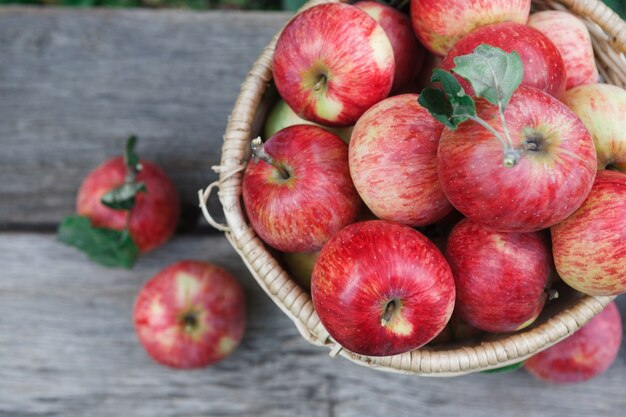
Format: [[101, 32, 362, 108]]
[[1, 232, 625, 417], [0, 8, 289, 228]]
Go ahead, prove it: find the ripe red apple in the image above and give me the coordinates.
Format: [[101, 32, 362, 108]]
[[134, 260, 246, 369], [263, 99, 352, 143], [429, 314, 482, 345], [551, 170, 626, 296], [445, 218, 552, 333], [349, 94, 452, 226], [525, 302, 622, 384], [242, 125, 361, 253], [311, 220, 455, 356], [563, 84, 626, 172], [528, 11, 598, 90], [355, 1, 425, 94], [438, 85, 597, 232], [77, 156, 180, 253], [441, 22, 566, 98], [273, 3, 395, 127], [410, 0, 530, 56], [415, 53, 443, 91]]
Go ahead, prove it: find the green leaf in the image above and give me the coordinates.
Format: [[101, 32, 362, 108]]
[[57, 215, 140, 268], [418, 69, 476, 129], [452, 44, 523, 110], [101, 182, 147, 210], [480, 361, 525, 374], [124, 135, 141, 173]]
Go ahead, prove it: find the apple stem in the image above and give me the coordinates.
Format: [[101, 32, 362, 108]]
[[250, 137, 290, 180], [313, 74, 327, 92], [182, 312, 198, 333], [467, 115, 520, 168], [380, 299, 397, 327]]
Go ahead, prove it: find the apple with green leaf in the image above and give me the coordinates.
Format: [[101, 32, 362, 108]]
[[440, 22, 566, 98], [419, 45, 596, 232], [273, 3, 395, 127], [58, 136, 180, 267], [410, 0, 531, 56], [134, 260, 246, 369]]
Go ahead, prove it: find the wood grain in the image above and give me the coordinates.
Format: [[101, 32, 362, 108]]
[[0, 233, 624, 417], [0, 7, 288, 229]]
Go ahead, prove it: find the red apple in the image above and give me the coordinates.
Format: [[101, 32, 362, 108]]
[[528, 11, 598, 90], [445, 218, 552, 333], [415, 53, 443, 91], [273, 3, 395, 127], [77, 156, 180, 253], [410, 0, 530, 56], [311, 220, 455, 356], [551, 170, 626, 296], [134, 260, 246, 369], [525, 302, 622, 384], [355, 1, 425, 94], [242, 125, 361, 253], [429, 314, 482, 345], [263, 99, 352, 143], [438, 85, 597, 232], [441, 22, 566, 98], [349, 94, 452, 226], [563, 83, 626, 172]]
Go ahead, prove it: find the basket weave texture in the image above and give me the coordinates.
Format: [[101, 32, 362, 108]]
[[200, 0, 626, 376]]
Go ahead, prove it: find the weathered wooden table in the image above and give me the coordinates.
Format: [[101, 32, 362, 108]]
[[1, 7, 625, 417]]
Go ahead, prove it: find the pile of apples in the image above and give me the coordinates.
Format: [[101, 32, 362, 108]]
[[242, 0, 625, 382]]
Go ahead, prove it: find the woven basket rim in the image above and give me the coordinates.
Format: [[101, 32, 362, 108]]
[[203, 0, 625, 376]]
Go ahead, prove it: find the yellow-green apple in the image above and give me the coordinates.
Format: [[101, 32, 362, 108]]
[[441, 22, 566, 98], [311, 220, 455, 356], [551, 170, 626, 296], [134, 260, 246, 369], [355, 1, 425, 94], [282, 251, 319, 290], [263, 99, 352, 143], [77, 156, 180, 253], [272, 3, 395, 127], [563, 83, 626, 171], [349, 94, 452, 226], [445, 218, 552, 333], [242, 125, 361, 253], [525, 302, 622, 383], [438, 85, 597, 232], [528, 11, 598, 89], [410, 0, 530, 56]]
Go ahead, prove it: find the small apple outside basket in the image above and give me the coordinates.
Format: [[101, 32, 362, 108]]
[[199, 0, 626, 376]]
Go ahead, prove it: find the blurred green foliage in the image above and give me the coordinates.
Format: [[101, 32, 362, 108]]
[[0, 0, 623, 17]]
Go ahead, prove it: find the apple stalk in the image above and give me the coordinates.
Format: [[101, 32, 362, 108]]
[[250, 137, 291, 180]]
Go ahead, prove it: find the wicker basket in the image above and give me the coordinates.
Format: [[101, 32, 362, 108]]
[[200, 0, 625, 376]]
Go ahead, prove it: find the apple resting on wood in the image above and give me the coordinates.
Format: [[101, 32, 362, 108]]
[[525, 302, 622, 384], [349, 93, 452, 226], [410, 0, 530, 56], [445, 219, 552, 333], [273, 3, 395, 127], [311, 220, 455, 357], [242, 125, 361, 253], [441, 22, 566, 98], [134, 260, 246, 369], [551, 170, 626, 296]]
